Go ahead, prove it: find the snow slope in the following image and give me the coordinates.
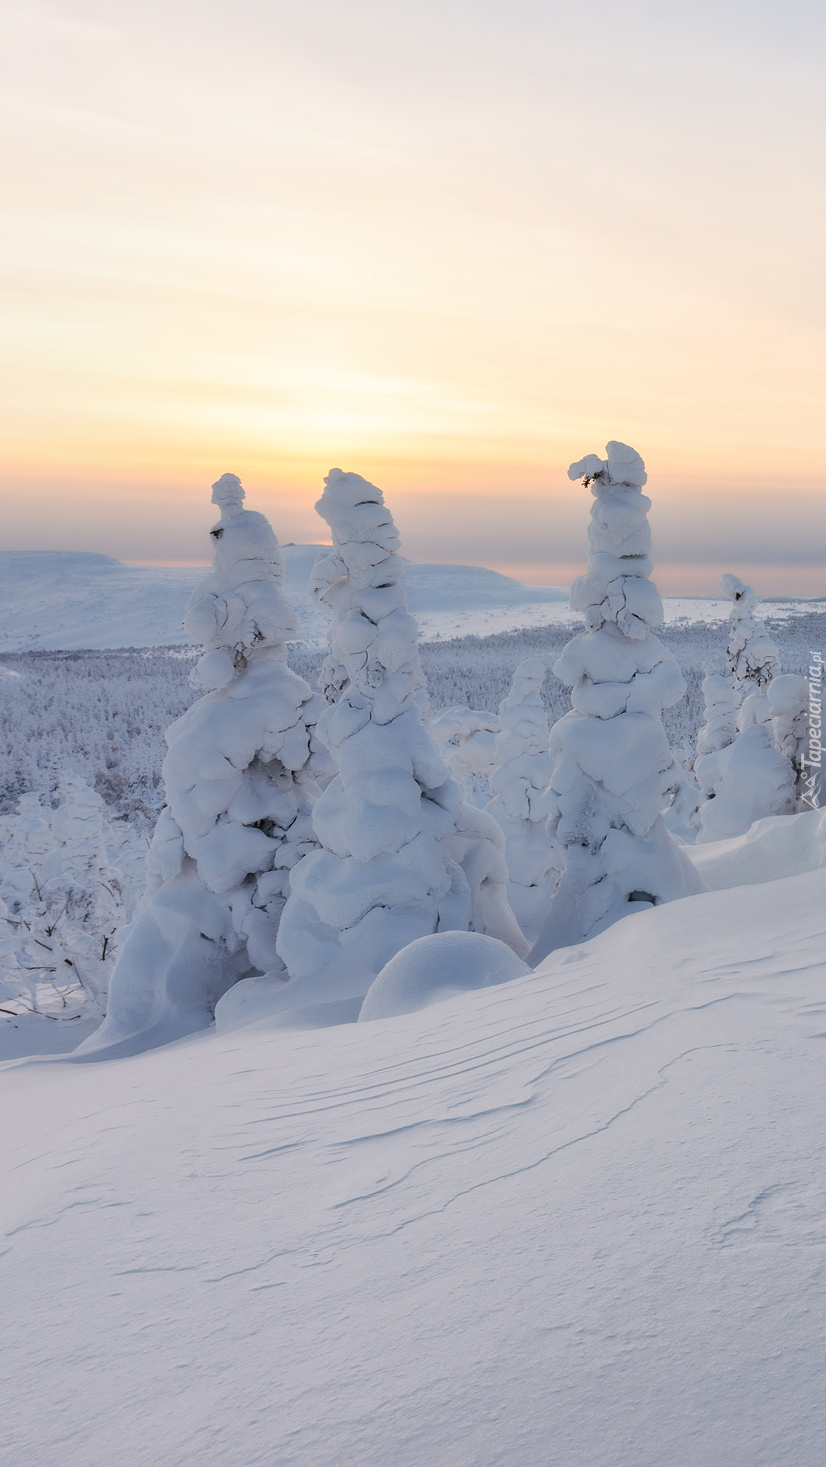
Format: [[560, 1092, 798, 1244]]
[[3, 868, 826, 1465], [0, 550, 568, 651], [3, 550, 821, 651]]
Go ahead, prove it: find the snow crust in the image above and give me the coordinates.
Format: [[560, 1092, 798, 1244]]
[[3, 864, 826, 1463]]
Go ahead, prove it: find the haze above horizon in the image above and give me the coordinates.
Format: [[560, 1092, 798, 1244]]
[[1, 0, 824, 596]]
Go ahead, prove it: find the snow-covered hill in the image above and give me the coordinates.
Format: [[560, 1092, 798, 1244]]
[[3, 550, 822, 651], [3, 866, 826, 1465], [0, 550, 569, 651]]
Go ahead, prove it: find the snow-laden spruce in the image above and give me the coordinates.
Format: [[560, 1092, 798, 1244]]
[[531, 442, 702, 962], [768, 674, 811, 803], [695, 575, 794, 842], [486, 656, 557, 943], [695, 671, 739, 758], [274, 469, 528, 1010], [721, 573, 779, 690], [78, 475, 328, 1055], [0, 779, 125, 1020]]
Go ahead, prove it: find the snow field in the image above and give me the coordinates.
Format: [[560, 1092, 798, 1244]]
[[2, 867, 826, 1465], [4, 613, 823, 827]]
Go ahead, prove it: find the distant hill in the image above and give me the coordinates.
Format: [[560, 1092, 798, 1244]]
[[0, 549, 569, 652]]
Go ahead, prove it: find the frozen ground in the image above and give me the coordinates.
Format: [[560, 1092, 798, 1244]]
[[2, 550, 823, 651], [2, 867, 826, 1465]]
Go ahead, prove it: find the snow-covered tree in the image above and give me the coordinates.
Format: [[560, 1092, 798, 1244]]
[[694, 719, 795, 842], [721, 573, 779, 690], [0, 779, 125, 1019], [768, 674, 810, 804], [531, 442, 702, 963], [694, 577, 794, 842], [430, 706, 499, 805], [275, 468, 527, 1011], [79, 474, 328, 1054], [695, 671, 739, 758], [486, 656, 558, 942]]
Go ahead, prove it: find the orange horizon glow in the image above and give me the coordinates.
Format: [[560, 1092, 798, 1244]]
[[1, 1, 824, 592]]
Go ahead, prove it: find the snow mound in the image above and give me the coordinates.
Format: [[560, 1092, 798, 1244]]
[[689, 807, 826, 890], [358, 930, 531, 1021]]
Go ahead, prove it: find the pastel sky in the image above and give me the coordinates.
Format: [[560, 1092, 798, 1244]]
[[2, 0, 824, 593]]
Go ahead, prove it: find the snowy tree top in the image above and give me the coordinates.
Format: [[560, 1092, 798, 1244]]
[[211, 473, 246, 518], [568, 441, 648, 494], [563, 440, 660, 640], [184, 473, 298, 689]]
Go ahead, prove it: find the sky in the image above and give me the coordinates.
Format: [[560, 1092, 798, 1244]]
[[1, 0, 824, 593]]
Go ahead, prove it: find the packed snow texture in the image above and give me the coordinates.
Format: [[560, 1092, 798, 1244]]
[[275, 469, 527, 1013], [532, 443, 702, 960], [3, 865, 826, 1463], [80, 477, 328, 1056], [688, 806, 826, 890]]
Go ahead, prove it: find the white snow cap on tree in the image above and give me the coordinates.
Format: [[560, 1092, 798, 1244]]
[[486, 657, 557, 943], [695, 671, 739, 758], [78, 475, 328, 1057], [720, 573, 779, 690], [694, 576, 794, 843], [0, 779, 125, 1020], [694, 724, 795, 843], [768, 674, 810, 799], [275, 468, 528, 1011], [185, 472, 299, 692], [531, 442, 702, 962]]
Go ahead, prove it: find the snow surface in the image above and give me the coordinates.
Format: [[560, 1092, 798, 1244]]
[[3, 868, 826, 1464], [2, 551, 823, 651], [0, 550, 567, 651], [358, 929, 531, 1021]]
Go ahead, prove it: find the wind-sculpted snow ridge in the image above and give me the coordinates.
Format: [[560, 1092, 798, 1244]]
[[4, 868, 826, 1464], [78, 475, 329, 1057], [486, 656, 558, 943], [273, 469, 528, 1015], [531, 443, 702, 962]]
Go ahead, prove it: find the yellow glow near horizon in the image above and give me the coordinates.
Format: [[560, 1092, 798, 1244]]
[[1, 1, 824, 588]]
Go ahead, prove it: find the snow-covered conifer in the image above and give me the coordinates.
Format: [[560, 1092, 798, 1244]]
[[531, 442, 702, 962], [486, 656, 557, 942], [79, 474, 327, 1054], [695, 579, 794, 842], [721, 574, 779, 690], [695, 671, 739, 758], [0, 780, 124, 1018], [275, 469, 527, 1010], [768, 674, 810, 803], [430, 706, 499, 804]]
